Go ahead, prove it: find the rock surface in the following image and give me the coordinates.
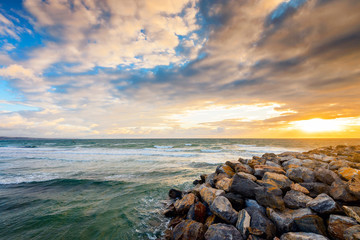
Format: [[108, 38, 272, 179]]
[[328, 215, 358, 240], [172, 220, 205, 240], [306, 193, 338, 214], [284, 190, 312, 209], [210, 196, 238, 225], [204, 223, 243, 240], [280, 232, 329, 240]]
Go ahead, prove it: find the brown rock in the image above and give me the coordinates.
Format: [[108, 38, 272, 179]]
[[172, 220, 205, 240], [300, 182, 330, 197], [262, 172, 293, 190], [294, 214, 327, 236], [328, 215, 358, 240], [204, 215, 216, 228], [291, 183, 309, 194], [199, 186, 225, 205], [255, 186, 285, 211], [204, 223, 243, 240], [330, 181, 358, 202], [315, 167, 342, 185], [210, 196, 238, 225], [343, 206, 360, 224], [284, 190, 313, 209], [215, 177, 231, 191], [343, 225, 360, 240], [248, 156, 266, 168], [286, 167, 315, 183], [187, 202, 207, 223], [338, 167, 359, 181], [347, 175, 360, 199], [280, 232, 329, 240], [254, 165, 286, 178], [216, 164, 235, 178], [174, 193, 196, 214], [236, 172, 257, 182]]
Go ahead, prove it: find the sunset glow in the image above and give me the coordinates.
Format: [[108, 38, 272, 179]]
[[292, 118, 345, 133]]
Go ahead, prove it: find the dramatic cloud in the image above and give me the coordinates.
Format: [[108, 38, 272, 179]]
[[0, 0, 359, 138]]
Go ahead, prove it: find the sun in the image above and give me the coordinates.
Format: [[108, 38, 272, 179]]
[[292, 118, 345, 133]]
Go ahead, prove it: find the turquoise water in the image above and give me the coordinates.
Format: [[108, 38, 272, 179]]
[[1, 138, 360, 239]]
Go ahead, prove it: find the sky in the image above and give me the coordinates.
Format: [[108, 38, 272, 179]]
[[0, 0, 360, 138]]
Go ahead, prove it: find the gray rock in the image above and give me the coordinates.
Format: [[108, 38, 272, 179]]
[[306, 193, 338, 214], [286, 167, 315, 183], [262, 172, 293, 190], [284, 190, 313, 209], [199, 185, 225, 205], [245, 199, 266, 215], [254, 165, 285, 178], [205, 173, 216, 187], [330, 181, 358, 202], [247, 209, 276, 240], [265, 161, 282, 168], [282, 158, 302, 168], [236, 172, 257, 182], [280, 232, 329, 240], [315, 167, 342, 185], [204, 223, 243, 240], [294, 214, 327, 235], [172, 220, 205, 240], [236, 209, 251, 239], [343, 225, 360, 240], [328, 215, 358, 240], [258, 180, 283, 196], [255, 186, 285, 211], [266, 208, 294, 233], [343, 206, 360, 223], [229, 174, 259, 198], [300, 182, 330, 197], [224, 192, 244, 211], [210, 196, 238, 225]]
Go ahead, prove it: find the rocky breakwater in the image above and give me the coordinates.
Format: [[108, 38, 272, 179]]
[[162, 145, 360, 240]]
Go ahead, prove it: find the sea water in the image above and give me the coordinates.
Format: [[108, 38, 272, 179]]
[[1, 138, 360, 239]]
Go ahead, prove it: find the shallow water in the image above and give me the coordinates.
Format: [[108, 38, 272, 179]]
[[1, 138, 359, 239]]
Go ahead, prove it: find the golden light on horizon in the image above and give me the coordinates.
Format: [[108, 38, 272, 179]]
[[292, 118, 346, 133]]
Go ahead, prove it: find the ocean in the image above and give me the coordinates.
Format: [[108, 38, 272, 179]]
[[1, 138, 360, 239]]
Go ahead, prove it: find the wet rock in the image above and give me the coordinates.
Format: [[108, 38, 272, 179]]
[[330, 181, 358, 202], [343, 206, 360, 223], [215, 177, 231, 191], [343, 225, 360, 240], [245, 199, 266, 215], [347, 175, 360, 199], [236, 172, 257, 182], [210, 196, 238, 225], [216, 164, 235, 178], [224, 192, 244, 211], [315, 167, 342, 185], [169, 189, 183, 199], [236, 209, 251, 239], [172, 220, 205, 240], [328, 215, 358, 240], [204, 223, 243, 240], [284, 190, 313, 209], [229, 174, 259, 198], [300, 182, 330, 197], [174, 193, 196, 214], [306, 193, 338, 214], [247, 209, 276, 240], [338, 167, 360, 181], [290, 183, 309, 194], [262, 172, 293, 190], [254, 165, 285, 178], [286, 167, 315, 183], [294, 214, 327, 235], [280, 232, 329, 240], [187, 202, 207, 223], [255, 186, 285, 211], [199, 186, 225, 205]]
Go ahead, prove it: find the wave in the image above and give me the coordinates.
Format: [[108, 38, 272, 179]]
[[200, 149, 222, 153], [153, 145, 173, 149]]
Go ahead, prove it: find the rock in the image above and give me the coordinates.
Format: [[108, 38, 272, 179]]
[[204, 223, 243, 240], [347, 175, 360, 199], [284, 164, 301, 171], [294, 214, 327, 235], [169, 189, 183, 199], [210, 196, 238, 225], [284, 190, 313, 209], [215, 177, 231, 191], [200, 186, 225, 205], [204, 215, 216, 228], [255, 186, 285, 211], [282, 158, 302, 168], [245, 199, 266, 215], [290, 183, 309, 194], [328, 215, 358, 240], [248, 156, 266, 168], [300, 182, 330, 197], [187, 202, 207, 223], [343, 206, 360, 223], [224, 192, 244, 211], [172, 220, 205, 240], [329, 160, 350, 170], [280, 232, 329, 240], [205, 173, 216, 187], [254, 165, 285, 178], [236, 209, 251, 239], [168, 216, 184, 228], [174, 193, 196, 214], [262, 153, 280, 164], [315, 167, 342, 185], [343, 225, 360, 240], [234, 163, 254, 174], [236, 172, 257, 182], [330, 181, 358, 202], [265, 161, 282, 168], [216, 164, 235, 177], [266, 208, 294, 233], [229, 174, 259, 198], [258, 180, 283, 196], [164, 203, 177, 217], [306, 193, 338, 214], [286, 167, 315, 183], [262, 172, 293, 190], [338, 167, 360, 181], [247, 209, 276, 240]]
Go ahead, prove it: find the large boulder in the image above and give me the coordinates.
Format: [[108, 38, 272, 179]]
[[229, 174, 259, 198], [284, 190, 313, 209], [306, 193, 338, 214], [186, 202, 207, 223], [343, 206, 360, 223], [286, 167, 315, 183], [174, 193, 196, 214], [280, 232, 329, 240], [315, 168, 342, 185], [338, 167, 360, 181], [210, 196, 238, 225], [254, 165, 285, 178], [294, 214, 327, 235], [172, 220, 205, 240], [300, 182, 330, 197], [224, 192, 244, 211], [330, 181, 358, 202], [328, 215, 358, 240], [247, 209, 276, 240], [262, 172, 293, 190], [255, 186, 285, 211], [199, 186, 225, 205], [204, 223, 243, 240], [236, 209, 251, 239]]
